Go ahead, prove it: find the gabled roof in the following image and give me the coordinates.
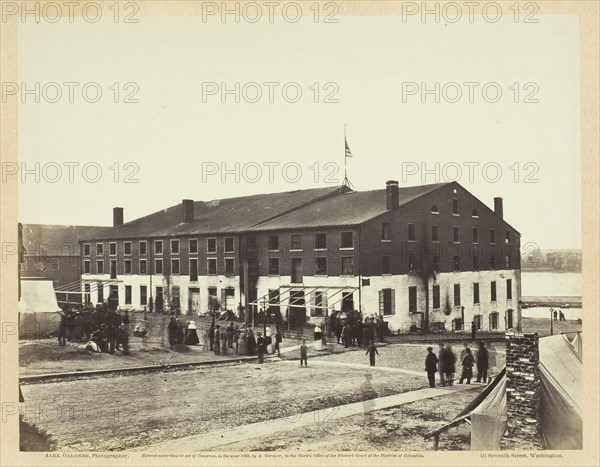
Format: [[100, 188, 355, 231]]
[[21, 224, 112, 256], [95, 186, 349, 240], [246, 182, 449, 231]]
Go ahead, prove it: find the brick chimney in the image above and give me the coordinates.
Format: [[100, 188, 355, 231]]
[[182, 199, 194, 223], [113, 207, 124, 227], [503, 332, 544, 449], [494, 197, 503, 219], [386, 180, 399, 210]]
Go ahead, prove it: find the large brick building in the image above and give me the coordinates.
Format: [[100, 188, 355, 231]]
[[79, 181, 521, 332]]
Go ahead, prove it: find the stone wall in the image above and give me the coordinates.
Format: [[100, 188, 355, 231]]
[[503, 332, 544, 450]]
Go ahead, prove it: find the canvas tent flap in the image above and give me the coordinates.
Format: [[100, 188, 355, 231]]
[[19, 280, 61, 314], [568, 333, 582, 360], [470, 373, 507, 451], [539, 334, 582, 449], [19, 280, 61, 338]]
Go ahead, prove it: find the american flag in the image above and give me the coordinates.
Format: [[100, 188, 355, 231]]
[[345, 138, 353, 158]]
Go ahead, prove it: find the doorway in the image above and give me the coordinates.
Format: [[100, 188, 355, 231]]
[[189, 287, 200, 314]]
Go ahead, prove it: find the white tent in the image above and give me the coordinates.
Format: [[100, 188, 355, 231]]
[[470, 334, 582, 450], [19, 280, 62, 339], [538, 334, 582, 449], [471, 373, 507, 450]]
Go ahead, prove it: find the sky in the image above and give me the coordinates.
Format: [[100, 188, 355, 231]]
[[16, 12, 581, 249]]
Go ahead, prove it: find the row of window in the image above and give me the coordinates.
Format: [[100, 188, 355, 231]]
[[379, 279, 513, 315], [270, 256, 355, 277], [387, 253, 513, 273], [83, 257, 236, 278], [267, 232, 355, 251], [84, 252, 513, 279], [83, 238, 236, 257], [382, 222, 513, 245], [84, 234, 357, 258], [428, 279, 512, 311]]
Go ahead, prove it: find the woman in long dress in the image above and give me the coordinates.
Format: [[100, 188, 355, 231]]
[[186, 321, 200, 345]]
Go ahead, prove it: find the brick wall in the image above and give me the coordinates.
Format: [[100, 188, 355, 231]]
[[503, 332, 544, 450]]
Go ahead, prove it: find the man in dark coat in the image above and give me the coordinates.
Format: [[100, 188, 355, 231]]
[[437, 343, 446, 387], [365, 340, 379, 367], [342, 323, 350, 348], [167, 317, 178, 348], [376, 316, 385, 343], [355, 321, 363, 347], [273, 326, 282, 357], [335, 320, 343, 344], [226, 322, 235, 348], [476, 341, 489, 383], [247, 327, 256, 355], [58, 312, 67, 346], [256, 332, 265, 364], [106, 310, 118, 354], [213, 325, 221, 355], [119, 324, 130, 355], [459, 347, 475, 384], [425, 346, 438, 388], [208, 322, 215, 351], [443, 345, 456, 386]]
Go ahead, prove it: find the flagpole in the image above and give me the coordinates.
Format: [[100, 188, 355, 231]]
[[344, 124, 347, 184]]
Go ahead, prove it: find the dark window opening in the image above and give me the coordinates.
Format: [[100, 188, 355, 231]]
[[408, 224, 416, 241], [382, 256, 391, 274], [315, 257, 327, 275], [341, 232, 354, 248], [408, 287, 417, 313], [269, 258, 279, 275], [315, 233, 327, 249], [291, 258, 303, 283], [432, 285, 440, 309], [453, 284, 461, 306]]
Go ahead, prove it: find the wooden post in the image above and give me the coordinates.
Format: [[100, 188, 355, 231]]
[[433, 433, 439, 450]]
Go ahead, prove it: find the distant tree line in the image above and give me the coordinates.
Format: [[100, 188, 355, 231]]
[[522, 249, 581, 272]]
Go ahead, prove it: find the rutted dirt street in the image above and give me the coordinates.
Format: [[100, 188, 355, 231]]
[[20, 358, 429, 451]]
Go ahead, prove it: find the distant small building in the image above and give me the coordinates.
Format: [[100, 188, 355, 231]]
[[19, 223, 111, 304]]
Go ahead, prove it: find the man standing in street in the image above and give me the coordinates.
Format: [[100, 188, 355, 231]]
[[444, 344, 456, 386], [365, 339, 379, 367], [209, 322, 215, 351], [476, 341, 489, 383], [425, 346, 438, 388], [438, 343, 446, 387], [273, 325, 282, 357], [256, 332, 265, 364], [213, 325, 221, 355]]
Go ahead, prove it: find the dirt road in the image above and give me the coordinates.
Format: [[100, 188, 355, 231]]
[[20, 359, 426, 451]]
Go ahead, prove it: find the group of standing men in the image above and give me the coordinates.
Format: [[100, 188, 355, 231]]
[[336, 315, 386, 348], [425, 341, 490, 388], [58, 304, 130, 355]]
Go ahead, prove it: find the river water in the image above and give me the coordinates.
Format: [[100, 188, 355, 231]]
[[521, 271, 582, 320]]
